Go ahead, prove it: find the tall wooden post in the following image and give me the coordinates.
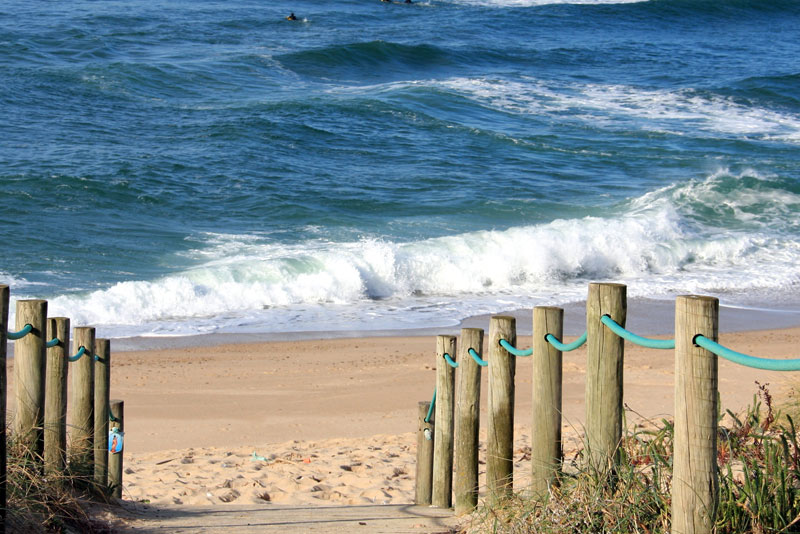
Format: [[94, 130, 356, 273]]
[[108, 399, 125, 499], [672, 296, 719, 534], [69, 326, 95, 473], [486, 316, 516, 502], [432, 335, 457, 508], [44, 317, 69, 476], [531, 306, 563, 497], [94, 339, 111, 486], [13, 299, 48, 459], [454, 328, 483, 515], [0, 285, 9, 532], [415, 401, 434, 505], [585, 283, 626, 474]]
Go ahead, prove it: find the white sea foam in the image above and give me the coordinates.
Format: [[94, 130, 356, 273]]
[[33, 172, 800, 337], [436, 77, 800, 143], [441, 0, 646, 7]]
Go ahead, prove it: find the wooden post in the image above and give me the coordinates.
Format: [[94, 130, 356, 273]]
[[454, 327, 483, 515], [94, 339, 111, 486], [108, 399, 124, 499], [13, 299, 48, 458], [415, 401, 434, 505], [672, 296, 719, 534], [44, 317, 69, 476], [585, 282, 626, 474], [69, 326, 95, 472], [1, 285, 9, 533], [531, 306, 563, 497], [432, 335, 457, 508], [486, 316, 516, 502]]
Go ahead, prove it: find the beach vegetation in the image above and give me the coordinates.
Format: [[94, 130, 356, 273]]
[[463, 384, 800, 533], [3, 431, 116, 533]]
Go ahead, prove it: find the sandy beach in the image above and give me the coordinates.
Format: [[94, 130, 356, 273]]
[[7, 317, 800, 517], [95, 324, 800, 509]]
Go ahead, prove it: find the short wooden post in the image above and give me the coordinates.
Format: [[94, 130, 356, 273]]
[[432, 335, 457, 508], [13, 299, 48, 459], [672, 296, 719, 534], [585, 282, 626, 474], [108, 399, 124, 499], [487, 316, 516, 502], [531, 306, 563, 497], [94, 339, 111, 485], [1, 285, 9, 533], [69, 326, 95, 473], [415, 400, 434, 505], [44, 317, 69, 476], [454, 327, 483, 515]]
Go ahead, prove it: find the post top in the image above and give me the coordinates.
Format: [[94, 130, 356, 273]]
[[589, 282, 627, 289], [677, 294, 719, 303], [436, 334, 457, 340], [461, 327, 484, 334]]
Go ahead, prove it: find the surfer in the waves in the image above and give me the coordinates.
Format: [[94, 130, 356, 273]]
[[287, 12, 297, 20]]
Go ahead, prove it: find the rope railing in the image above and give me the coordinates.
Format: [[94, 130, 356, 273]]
[[68, 346, 87, 362], [694, 335, 800, 371], [545, 331, 587, 352], [443, 352, 458, 368], [46, 337, 59, 348], [424, 388, 436, 423], [7, 323, 32, 340], [468, 348, 488, 367], [498, 339, 532, 357], [600, 315, 675, 349]]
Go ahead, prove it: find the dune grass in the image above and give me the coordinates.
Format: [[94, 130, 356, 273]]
[[465, 383, 800, 533], [3, 434, 116, 533]]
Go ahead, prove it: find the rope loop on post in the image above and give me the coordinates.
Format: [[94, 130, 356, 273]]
[[94, 354, 107, 364], [545, 331, 587, 352], [468, 348, 488, 367], [46, 337, 59, 348], [600, 315, 675, 349], [424, 388, 436, 423], [68, 346, 87, 362], [443, 352, 459, 368], [694, 335, 800, 371], [498, 339, 532, 357], [7, 323, 33, 340]]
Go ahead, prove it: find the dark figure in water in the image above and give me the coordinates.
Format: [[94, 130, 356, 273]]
[[287, 12, 297, 20], [405, 0, 412, 3]]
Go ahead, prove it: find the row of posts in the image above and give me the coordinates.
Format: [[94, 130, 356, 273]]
[[415, 282, 720, 534], [0, 285, 125, 533]]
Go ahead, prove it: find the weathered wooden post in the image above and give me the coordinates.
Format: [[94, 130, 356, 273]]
[[454, 327, 483, 515], [672, 296, 719, 534], [108, 399, 125, 499], [94, 339, 111, 485], [486, 316, 516, 502], [1, 285, 9, 533], [415, 400, 434, 505], [69, 326, 95, 473], [432, 335, 457, 508], [44, 317, 69, 476], [585, 282, 626, 475], [531, 306, 563, 497], [14, 299, 48, 459]]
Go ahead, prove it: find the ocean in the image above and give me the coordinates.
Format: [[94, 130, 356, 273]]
[[2, 0, 800, 341]]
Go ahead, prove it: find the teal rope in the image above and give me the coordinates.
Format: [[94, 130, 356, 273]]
[[109, 411, 120, 423], [499, 339, 532, 357], [545, 331, 587, 352], [468, 348, 488, 367], [68, 346, 87, 362], [443, 352, 458, 368], [694, 335, 800, 371], [94, 354, 107, 363], [424, 388, 436, 423], [46, 338, 59, 348], [600, 315, 675, 350], [7, 324, 32, 340]]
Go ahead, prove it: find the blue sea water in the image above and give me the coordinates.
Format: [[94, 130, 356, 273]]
[[2, 0, 800, 339]]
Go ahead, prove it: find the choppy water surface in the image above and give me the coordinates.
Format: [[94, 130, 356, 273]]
[[2, 0, 800, 337]]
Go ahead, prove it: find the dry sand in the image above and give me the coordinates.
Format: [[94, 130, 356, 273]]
[[106, 328, 800, 509], [8, 325, 800, 523]]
